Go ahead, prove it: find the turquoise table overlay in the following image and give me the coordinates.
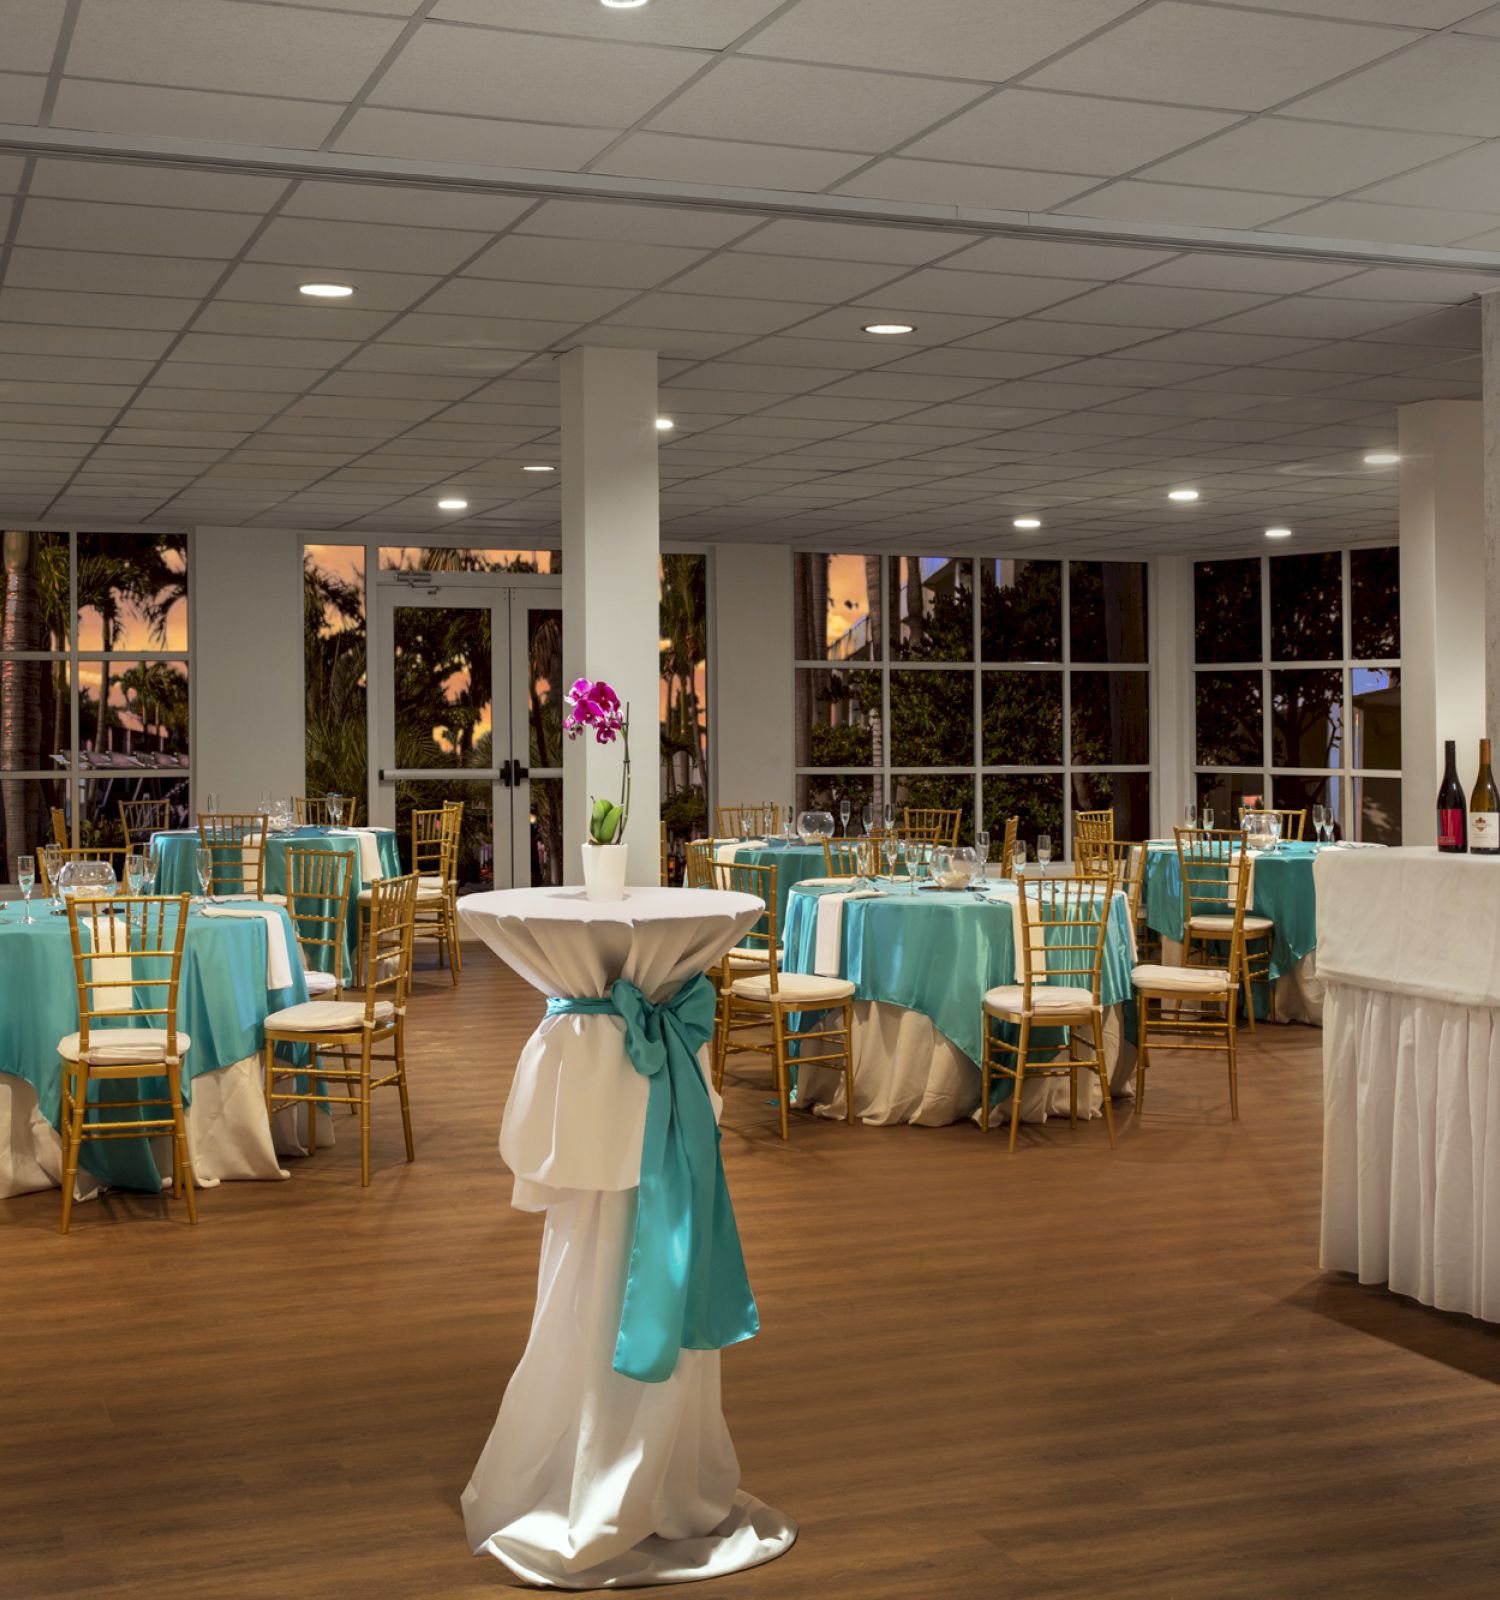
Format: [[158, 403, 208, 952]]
[[0, 899, 308, 1193], [546, 975, 758, 1384], [782, 881, 1136, 1069], [149, 826, 400, 982], [717, 841, 830, 933]]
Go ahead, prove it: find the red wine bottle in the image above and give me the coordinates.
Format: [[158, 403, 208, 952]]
[[1470, 739, 1500, 855], [1437, 739, 1467, 853]]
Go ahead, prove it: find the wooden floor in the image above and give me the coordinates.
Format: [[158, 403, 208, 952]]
[[7, 953, 1500, 1600]]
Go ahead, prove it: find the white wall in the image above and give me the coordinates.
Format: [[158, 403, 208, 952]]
[[192, 525, 305, 810], [711, 544, 794, 820]]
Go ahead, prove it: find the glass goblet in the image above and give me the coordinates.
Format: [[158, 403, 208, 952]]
[[194, 846, 214, 906], [17, 854, 34, 923], [1202, 805, 1215, 831]]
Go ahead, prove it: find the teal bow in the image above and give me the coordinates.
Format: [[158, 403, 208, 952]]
[[545, 974, 759, 1382]]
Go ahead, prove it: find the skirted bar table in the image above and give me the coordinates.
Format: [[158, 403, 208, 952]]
[[1319, 847, 1500, 1321], [457, 885, 797, 1589]]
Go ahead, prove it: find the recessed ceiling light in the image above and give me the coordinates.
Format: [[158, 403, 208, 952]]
[[1168, 488, 1200, 502], [601, 0, 649, 7], [522, 464, 555, 473], [863, 322, 916, 336], [437, 497, 468, 511], [1265, 527, 1292, 540], [299, 282, 354, 298], [655, 417, 675, 430], [1363, 452, 1399, 465], [1013, 517, 1042, 530]]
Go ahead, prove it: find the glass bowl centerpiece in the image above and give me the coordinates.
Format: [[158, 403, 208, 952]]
[[933, 846, 978, 889], [796, 810, 835, 845], [1241, 810, 1281, 854], [55, 858, 118, 904]]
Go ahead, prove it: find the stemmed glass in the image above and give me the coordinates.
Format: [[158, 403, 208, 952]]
[[204, 791, 219, 815], [42, 845, 63, 913], [326, 792, 345, 827], [839, 797, 852, 837], [1312, 803, 1327, 844], [1037, 833, 1052, 868], [17, 854, 34, 923], [883, 801, 896, 832], [893, 838, 910, 892], [862, 803, 874, 836], [1202, 804, 1215, 831], [1185, 802, 1198, 828], [975, 829, 990, 867], [882, 835, 898, 884], [194, 845, 214, 907], [739, 814, 753, 845], [1012, 839, 1028, 879]]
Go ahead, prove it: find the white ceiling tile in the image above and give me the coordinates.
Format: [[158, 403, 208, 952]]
[[1130, 254, 1363, 293], [2, 354, 155, 385], [0, 287, 195, 331], [1122, 330, 1328, 364], [30, 157, 290, 213], [370, 24, 709, 124], [249, 216, 489, 274], [1458, 10, 1500, 34], [874, 349, 1073, 381], [0, 72, 47, 123], [1035, 283, 1275, 327], [68, 0, 404, 96], [516, 200, 759, 248], [250, 0, 423, 13], [1205, 296, 1444, 338], [666, 252, 907, 303], [1308, 265, 1500, 301], [193, 300, 394, 340], [282, 182, 533, 234], [862, 268, 1100, 319], [1287, 35, 1500, 136], [1352, 142, 1500, 209], [725, 335, 905, 369], [432, 0, 786, 47], [0, 160, 23, 199], [5, 247, 227, 300], [332, 109, 615, 171], [1054, 181, 1313, 229], [1364, 304, 1479, 345], [343, 342, 535, 376], [8, 0, 67, 72], [958, 321, 1163, 356], [592, 133, 865, 191], [49, 80, 343, 149], [1270, 199, 1500, 244], [419, 278, 634, 321], [465, 234, 705, 289], [744, 0, 1143, 82], [832, 160, 1096, 212], [379, 310, 577, 347], [817, 373, 996, 403], [1140, 118, 1477, 198], [1242, 0, 1482, 22], [171, 331, 357, 368], [217, 261, 438, 312], [0, 323, 173, 360], [607, 292, 820, 334], [945, 239, 1175, 282], [17, 197, 259, 258], [733, 219, 972, 264], [904, 89, 1241, 176]]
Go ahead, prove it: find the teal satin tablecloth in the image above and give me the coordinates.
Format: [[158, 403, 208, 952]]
[[149, 826, 401, 981], [0, 899, 308, 1192], [782, 880, 1136, 1068], [716, 841, 830, 932]]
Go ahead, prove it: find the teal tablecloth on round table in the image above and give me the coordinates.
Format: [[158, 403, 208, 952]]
[[0, 898, 308, 1192], [149, 826, 401, 981], [714, 841, 830, 932]]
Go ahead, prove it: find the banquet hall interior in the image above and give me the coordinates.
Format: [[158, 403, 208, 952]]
[[7, 2, 1500, 1596]]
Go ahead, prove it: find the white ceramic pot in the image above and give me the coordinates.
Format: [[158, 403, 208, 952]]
[[581, 842, 628, 901]]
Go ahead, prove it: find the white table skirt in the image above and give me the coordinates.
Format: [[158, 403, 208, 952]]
[[1159, 937, 1325, 1026], [793, 999, 1136, 1128]]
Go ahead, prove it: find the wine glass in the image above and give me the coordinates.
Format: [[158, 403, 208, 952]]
[[862, 802, 874, 836], [883, 801, 896, 832], [975, 829, 990, 867], [892, 838, 909, 891], [1184, 801, 1198, 828], [839, 797, 852, 837], [1312, 803, 1327, 844], [17, 854, 34, 924], [1037, 833, 1052, 867], [126, 852, 145, 895], [41, 844, 63, 912], [203, 791, 219, 815], [326, 792, 345, 827], [1202, 804, 1215, 831], [194, 845, 214, 906], [882, 836, 897, 883], [739, 813, 752, 844], [1011, 839, 1027, 879]]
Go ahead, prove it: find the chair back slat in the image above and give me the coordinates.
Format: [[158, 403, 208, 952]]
[[294, 795, 363, 827], [717, 803, 778, 839], [119, 798, 170, 853], [822, 839, 878, 878], [65, 894, 191, 1056], [198, 813, 268, 897], [284, 847, 353, 980], [412, 806, 461, 886], [1074, 808, 1114, 849], [1016, 874, 1114, 1003], [1175, 826, 1254, 931], [710, 860, 777, 990], [998, 816, 1019, 880], [903, 807, 961, 847], [366, 873, 419, 1018], [685, 838, 716, 889]]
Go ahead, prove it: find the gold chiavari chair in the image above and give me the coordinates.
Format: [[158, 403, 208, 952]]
[[822, 838, 879, 878], [50, 806, 68, 846], [1238, 805, 1307, 841], [294, 795, 363, 827], [57, 892, 195, 1232], [903, 807, 961, 847], [119, 797, 170, 855], [685, 838, 716, 889], [997, 816, 1019, 880], [981, 874, 1117, 1153], [1078, 839, 1154, 963], [198, 813, 270, 900], [1177, 825, 1275, 1030], [357, 805, 460, 986], [284, 847, 353, 999], [37, 845, 129, 895], [1131, 836, 1245, 1119], [264, 872, 419, 1186], [712, 859, 854, 1140], [1074, 807, 1114, 853], [716, 803, 778, 839]]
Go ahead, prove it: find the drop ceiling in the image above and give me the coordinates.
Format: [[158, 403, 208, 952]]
[[3, 0, 1500, 553]]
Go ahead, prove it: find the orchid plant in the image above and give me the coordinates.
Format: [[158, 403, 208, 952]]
[[565, 677, 631, 846]]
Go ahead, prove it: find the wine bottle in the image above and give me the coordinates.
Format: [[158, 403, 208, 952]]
[[1437, 740, 1467, 853], [1470, 739, 1500, 855]]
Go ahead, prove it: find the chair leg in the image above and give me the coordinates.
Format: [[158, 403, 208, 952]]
[[842, 1000, 855, 1126], [1068, 1031, 1078, 1129], [1239, 938, 1257, 1034], [59, 1063, 87, 1235], [1135, 1005, 1150, 1115], [1227, 998, 1241, 1121], [769, 1005, 790, 1141], [1092, 1013, 1116, 1149], [1009, 1021, 1030, 1153], [359, 1035, 373, 1186], [980, 1015, 992, 1132], [306, 1051, 318, 1157], [395, 1021, 414, 1163], [714, 991, 730, 1092], [448, 897, 463, 980], [169, 1063, 197, 1224]]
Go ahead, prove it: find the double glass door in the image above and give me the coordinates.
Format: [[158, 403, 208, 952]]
[[373, 578, 563, 890]]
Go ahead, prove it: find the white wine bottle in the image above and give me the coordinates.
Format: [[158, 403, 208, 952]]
[[1470, 738, 1500, 855]]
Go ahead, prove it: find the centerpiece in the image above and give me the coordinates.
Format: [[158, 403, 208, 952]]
[[565, 676, 631, 901]]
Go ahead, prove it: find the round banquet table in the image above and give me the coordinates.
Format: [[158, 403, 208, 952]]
[[0, 896, 318, 1200], [709, 839, 826, 927], [782, 877, 1139, 1127], [150, 825, 401, 982], [457, 885, 797, 1590]]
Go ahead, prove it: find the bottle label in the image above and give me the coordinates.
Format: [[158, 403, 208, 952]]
[[1472, 813, 1500, 851], [1439, 809, 1466, 849]]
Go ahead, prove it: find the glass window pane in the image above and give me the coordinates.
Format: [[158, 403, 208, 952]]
[[380, 547, 559, 573], [304, 545, 367, 806], [894, 774, 974, 839], [527, 607, 563, 769], [890, 670, 974, 767], [1194, 558, 1261, 664], [1270, 551, 1342, 662], [1197, 772, 1266, 827], [661, 554, 709, 850], [1071, 772, 1151, 844], [393, 603, 492, 770], [796, 667, 880, 770], [795, 553, 878, 662], [1271, 668, 1343, 768], [798, 772, 877, 816], [79, 659, 189, 766], [1196, 671, 1262, 767], [395, 780, 494, 893], [77, 531, 188, 652], [83, 773, 190, 850], [1, 529, 69, 651], [529, 776, 563, 887], [1272, 774, 1336, 837], [1352, 667, 1399, 770], [980, 559, 1061, 662], [890, 557, 973, 661], [1354, 774, 1401, 846], [981, 671, 1062, 766], [983, 774, 1062, 856], [1069, 561, 1148, 664], [1071, 671, 1149, 766], [0, 774, 69, 883], [1350, 546, 1399, 660], [1, 656, 68, 772]]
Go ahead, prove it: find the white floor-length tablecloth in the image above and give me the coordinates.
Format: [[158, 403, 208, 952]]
[[458, 886, 797, 1589], [1319, 848, 1500, 1321]]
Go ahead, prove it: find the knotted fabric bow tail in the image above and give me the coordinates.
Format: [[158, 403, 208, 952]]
[[545, 973, 759, 1383]]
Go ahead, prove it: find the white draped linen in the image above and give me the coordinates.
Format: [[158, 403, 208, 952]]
[[456, 886, 797, 1589], [1319, 848, 1500, 1321]]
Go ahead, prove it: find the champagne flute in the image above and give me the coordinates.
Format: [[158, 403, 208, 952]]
[[1202, 804, 1215, 831], [194, 845, 214, 906], [17, 854, 34, 924], [1185, 801, 1198, 828], [204, 791, 219, 816], [883, 801, 896, 832], [862, 802, 874, 836], [882, 836, 897, 883], [42, 844, 63, 912], [327, 792, 345, 827], [840, 797, 852, 837], [739, 813, 752, 844], [893, 838, 909, 892], [1012, 839, 1027, 879], [975, 828, 990, 868], [1037, 833, 1052, 867], [126, 852, 145, 894]]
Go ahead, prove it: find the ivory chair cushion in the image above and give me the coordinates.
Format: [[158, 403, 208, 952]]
[[303, 968, 340, 996], [418, 875, 446, 892], [57, 1027, 190, 1066], [983, 984, 1097, 1017], [359, 883, 447, 905], [265, 999, 394, 1031], [728, 970, 855, 1004], [726, 945, 783, 970], [1132, 963, 1234, 995], [1188, 913, 1273, 936]]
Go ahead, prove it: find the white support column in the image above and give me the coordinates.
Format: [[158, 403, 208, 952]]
[[560, 346, 661, 884], [711, 544, 794, 816], [1485, 294, 1500, 737], [1399, 398, 1485, 845], [1150, 554, 1193, 838]]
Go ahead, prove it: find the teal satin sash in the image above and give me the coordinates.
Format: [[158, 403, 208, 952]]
[[545, 974, 759, 1383]]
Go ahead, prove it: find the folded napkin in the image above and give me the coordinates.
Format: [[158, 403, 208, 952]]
[[813, 888, 882, 977], [328, 826, 383, 879], [201, 904, 293, 991], [796, 876, 848, 890]]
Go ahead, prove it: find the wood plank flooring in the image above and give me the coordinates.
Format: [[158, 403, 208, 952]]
[[7, 950, 1500, 1599]]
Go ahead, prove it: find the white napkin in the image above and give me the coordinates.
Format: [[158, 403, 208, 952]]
[[813, 887, 881, 977], [1226, 849, 1256, 913], [202, 905, 293, 991], [329, 827, 383, 880]]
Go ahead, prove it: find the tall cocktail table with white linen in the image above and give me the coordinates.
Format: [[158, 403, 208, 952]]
[[457, 886, 797, 1589], [1320, 848, 1500, 1322]]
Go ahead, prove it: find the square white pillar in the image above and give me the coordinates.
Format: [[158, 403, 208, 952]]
[[560, 346, 661, 884], [711, 544, 794, 819]]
